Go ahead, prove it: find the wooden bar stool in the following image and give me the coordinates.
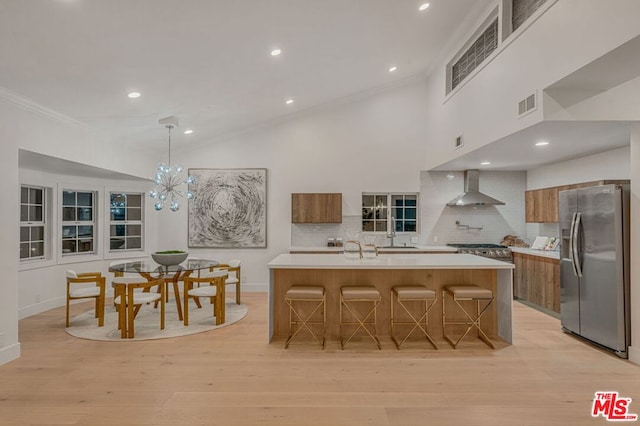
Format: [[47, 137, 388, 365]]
[[442, 285, 495, 349], [284, 285, 326, 349], [391, 285, 438, 350], [340, 286, 381, 350]]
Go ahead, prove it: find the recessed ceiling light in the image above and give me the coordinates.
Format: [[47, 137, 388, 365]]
[[535, 141, 549, 146], [127, 91, 141, 99], [184, 129, 193, 135], [285, 99, 294, 105], [388, 66, 397, 72], [271, 48, 282, 56], [419, 3, 430, 12], [480, 161, 491, 166]]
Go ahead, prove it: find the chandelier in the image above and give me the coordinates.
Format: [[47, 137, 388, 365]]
[[148, 116, 195, 212]]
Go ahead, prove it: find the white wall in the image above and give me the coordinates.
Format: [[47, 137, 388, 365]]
[[164, 80, 431, 286], [0, 100, 20, 365], [527, 146, 630, 189], [423, 0, 640, 170]]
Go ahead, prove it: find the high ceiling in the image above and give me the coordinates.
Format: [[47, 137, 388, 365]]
[[0, 0, 492, 152]]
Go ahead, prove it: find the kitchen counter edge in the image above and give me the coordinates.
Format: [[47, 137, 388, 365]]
[[510, 247, 560, 260]]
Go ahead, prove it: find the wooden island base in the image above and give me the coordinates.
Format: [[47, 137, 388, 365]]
[[271, 268, 499, 340], [267, 252, 516, 349]]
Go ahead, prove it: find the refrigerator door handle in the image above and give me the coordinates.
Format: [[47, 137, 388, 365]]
[[573, 212, 583, 278], [569, 212, 579, 277]]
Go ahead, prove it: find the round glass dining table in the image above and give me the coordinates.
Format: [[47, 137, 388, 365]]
[[109, 258, 219, 322]]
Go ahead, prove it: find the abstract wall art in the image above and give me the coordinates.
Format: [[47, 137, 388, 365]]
[[188, 168, 267, 248]]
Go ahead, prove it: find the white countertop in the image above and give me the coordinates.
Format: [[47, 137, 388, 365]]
[[269, 253, 514, 270], [511, 247, 560, 260], [288, 245, 458, 252]]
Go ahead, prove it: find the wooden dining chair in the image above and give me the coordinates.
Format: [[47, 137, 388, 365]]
[[113, 277, 165, 339], [65, 270, 106, 327], [214, 260, 241, 304], [183, 270, 228, 326]]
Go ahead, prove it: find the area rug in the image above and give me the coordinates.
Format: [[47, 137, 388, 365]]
[[66, 298, 248, 341]]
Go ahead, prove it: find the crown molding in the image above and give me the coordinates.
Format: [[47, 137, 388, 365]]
[[0, 86, 92, 131]]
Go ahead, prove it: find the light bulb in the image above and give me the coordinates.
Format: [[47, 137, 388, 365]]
[[186, 192, 194, 199], [149, 190, 158, 198], [175, 164, 184, 173], [170, 201, 180, 212], [157, 163, 166, 172], [187, 175, 195, 184], [159, 193, 167, 201], [154, 202, 163, 211]]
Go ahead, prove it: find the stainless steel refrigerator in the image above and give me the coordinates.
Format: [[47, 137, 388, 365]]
[[559, 184, 630, 358]]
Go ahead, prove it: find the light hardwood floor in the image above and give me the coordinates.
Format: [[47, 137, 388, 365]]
[[2, 293, 640, 425]]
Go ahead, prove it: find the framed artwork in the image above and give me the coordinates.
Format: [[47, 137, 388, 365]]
[[188, 168, 267, 248]]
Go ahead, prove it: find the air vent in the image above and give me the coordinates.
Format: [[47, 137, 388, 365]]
[[455, 135, 464, 149], [518, 93, 536, 116]]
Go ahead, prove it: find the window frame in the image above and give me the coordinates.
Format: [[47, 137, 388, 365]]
[[60, 188, 98, 257], [19, 185, 47, 262], [446, 8, 500, 94], [108, 191, 144, 252], [362, 192, 419, 234]]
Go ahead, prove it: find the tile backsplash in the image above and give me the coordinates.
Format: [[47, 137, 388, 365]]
[[420, 171, 527, 245], [291, 170, 528, 247]]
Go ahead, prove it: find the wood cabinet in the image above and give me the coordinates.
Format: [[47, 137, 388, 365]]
[[513, 252, 560, 314], [525, 180, 629, 223], [291, 193, 342, 223]]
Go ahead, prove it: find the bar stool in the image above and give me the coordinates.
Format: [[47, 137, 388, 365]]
[[284, 285, 326, 349], [391, 285, 438, 350], [340, 286, 381, 350], [442, 285, 495, 349]]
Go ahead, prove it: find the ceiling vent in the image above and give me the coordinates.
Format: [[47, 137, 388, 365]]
[[518, 93, 536, 116], [455, 135, 464, 150]]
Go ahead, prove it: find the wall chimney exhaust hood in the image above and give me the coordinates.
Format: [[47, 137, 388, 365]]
[[446, 170, 505, 206]]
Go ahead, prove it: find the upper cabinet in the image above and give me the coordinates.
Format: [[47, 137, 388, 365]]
[[291, 193, 342, 223], [525, 180, 629, 223], [525, 187, 558, 223]]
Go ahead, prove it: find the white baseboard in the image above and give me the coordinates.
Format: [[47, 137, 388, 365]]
[[628, 345, 640, 365], [19, 296, 65, 320], [0, 342, 21, 366]]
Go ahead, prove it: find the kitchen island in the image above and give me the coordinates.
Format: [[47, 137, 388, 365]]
[[267, 253, 515, 346]]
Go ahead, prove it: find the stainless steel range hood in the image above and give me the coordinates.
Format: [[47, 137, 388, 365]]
[[446, 170, 505, 206]]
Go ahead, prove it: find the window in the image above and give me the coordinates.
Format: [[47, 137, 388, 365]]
[[451, 17, 499, 91], [20, 185, 45, 260], [109, 192, 143, 251], [390, 194, 418, 232], [62, 190, 96, 255], [512, 0, 548, 32], [362, 193, 418, 233]]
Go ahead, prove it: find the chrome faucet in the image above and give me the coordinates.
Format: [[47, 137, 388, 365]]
[[386, 216, 397, 247]]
